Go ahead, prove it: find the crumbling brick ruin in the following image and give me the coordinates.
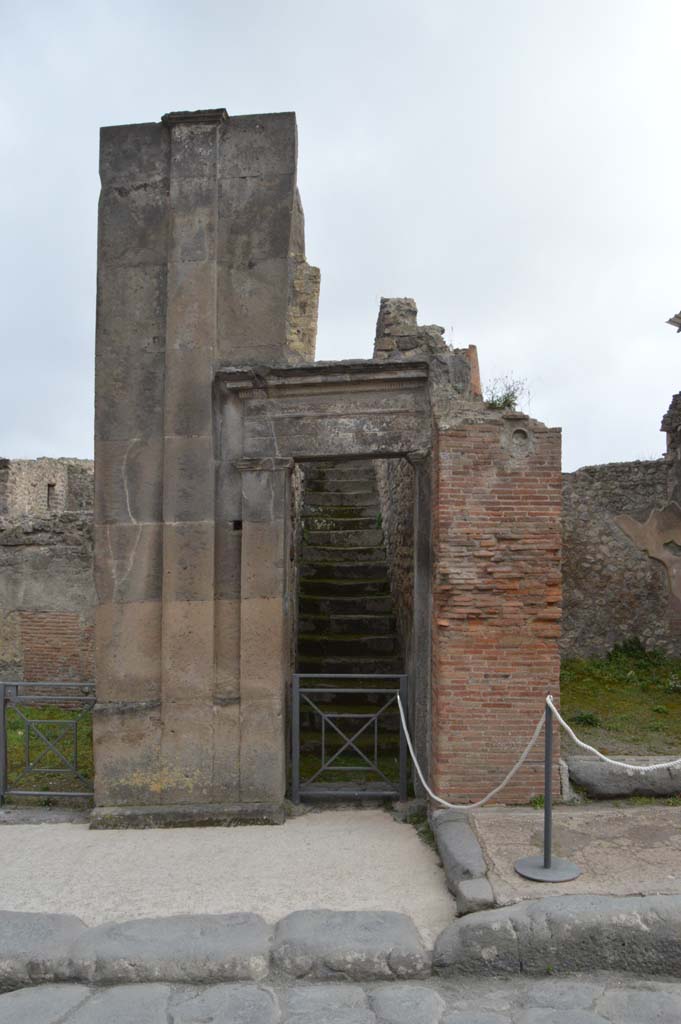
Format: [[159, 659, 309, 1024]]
[[0, 460, 94, 684]]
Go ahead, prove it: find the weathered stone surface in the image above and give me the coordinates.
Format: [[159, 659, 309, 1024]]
[[100, 122, 170, 187], [2, 975, 681, 1023], [434, 895, 681, 977], [168, 983, 280, 1022], [519, 978, 604, 1008], [69, 913, 270, 984], [596, 986, 681, 1023], [92, 700, 162, 805], [567, 756, 681, 799], [272, 911, 430, 981], [94, 524, 163, 603], [284, 983, 374, 1023], [434, 905, 520, 976], [454, 878, 495, 916], [0, 984, 90, 1023], [89, 801, 285, 828], [94, 601, 162, 701], [561, 458, 681, 658], [218, 112, 297, 179], [68, 983, 172, 1023], [511, 1012, 604, 1024], [369, 983, 446, 1023], [442, 1014, 509, 1024], [0, 911, 86, 990], [431, 813, 488, 892], [94, 438, 163, 522]]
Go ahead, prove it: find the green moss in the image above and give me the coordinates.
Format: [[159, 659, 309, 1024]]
[[403, 807, 437, 851]]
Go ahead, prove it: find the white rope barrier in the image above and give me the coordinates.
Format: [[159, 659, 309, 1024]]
[[547, 695, 681, 773], [396, 694, 546, 810], [396, 692, 681, 812]]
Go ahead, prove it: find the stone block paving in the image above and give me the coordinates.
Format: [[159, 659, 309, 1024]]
[[1, 975, 680, 1023]]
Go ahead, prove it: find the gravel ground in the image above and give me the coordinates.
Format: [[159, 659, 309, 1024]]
[[0, 808, 454, 944]]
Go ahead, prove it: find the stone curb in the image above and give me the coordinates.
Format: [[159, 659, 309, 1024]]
[[566, 755, 681, 799], [271, 910, 430, 980], [4, 896, 681, 992], [429, 810, 496, 915], [433, 894, 681, 977], [0, 910, 430, 992]]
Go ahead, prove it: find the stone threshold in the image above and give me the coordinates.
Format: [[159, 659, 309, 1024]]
[[89, 802, 286, 829]]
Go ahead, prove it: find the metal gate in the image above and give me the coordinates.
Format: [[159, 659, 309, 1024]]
[[291, 673, 408, 802], [0, 682, 95, 802]]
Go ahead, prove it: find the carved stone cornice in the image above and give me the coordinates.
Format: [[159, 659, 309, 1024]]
[[161, 108, 228, 127]]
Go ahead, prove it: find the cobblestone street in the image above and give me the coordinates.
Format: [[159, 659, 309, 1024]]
[[2, 974, 680, 1023]]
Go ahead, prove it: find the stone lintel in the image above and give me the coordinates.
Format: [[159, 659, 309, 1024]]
[[216, 359, 430, 396], [161, 108, 228, 127]]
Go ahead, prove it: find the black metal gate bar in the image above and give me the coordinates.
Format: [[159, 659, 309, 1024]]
[[0, 682, 96, 803], [291, 673, 408, 803]]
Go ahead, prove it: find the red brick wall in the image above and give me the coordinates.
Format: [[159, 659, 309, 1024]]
[[431, 416, 562, 803], [19, 612, 94, 683]]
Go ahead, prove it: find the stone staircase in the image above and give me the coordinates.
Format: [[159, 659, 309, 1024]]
[[297, 461, 402, 677], [295, 461, 403, 793]]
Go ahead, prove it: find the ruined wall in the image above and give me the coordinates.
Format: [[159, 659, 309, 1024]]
[[662, 391, 681, 502], [374, 457, 414, 669], [373, 297, 482, 398], [0, 460, 95, 684], [561, 457, 681, 658], [0, 458, 93, 518], [0, 514, 94, 683], [286, 190, 320, 361], [372, 298, 480, 681], [431, 412, 562, 804]]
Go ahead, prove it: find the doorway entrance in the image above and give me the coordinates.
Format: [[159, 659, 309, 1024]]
[[291, 459, 410, 801]]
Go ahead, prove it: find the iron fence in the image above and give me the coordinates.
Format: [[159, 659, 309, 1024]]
[[0, 682, 96, 802], [291, 673, 408, 802]]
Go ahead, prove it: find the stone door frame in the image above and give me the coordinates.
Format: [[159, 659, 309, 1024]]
[[216, 360, 435, 799]]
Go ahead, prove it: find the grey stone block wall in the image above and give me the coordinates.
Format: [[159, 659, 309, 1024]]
[[561, 457, 681, 658]]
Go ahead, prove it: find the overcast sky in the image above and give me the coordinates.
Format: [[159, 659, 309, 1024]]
[[2, 0, 680, 471]]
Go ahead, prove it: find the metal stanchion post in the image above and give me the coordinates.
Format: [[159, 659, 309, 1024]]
[[515, 698, 581, 883]]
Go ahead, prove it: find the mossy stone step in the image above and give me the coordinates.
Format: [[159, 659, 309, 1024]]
[[302, 515, 378, 532], [300, 579, 391, 598], [303, 491, 378, 508], [304, 465, 376, 482], [298, 656, 403, 674], [303, 477, 378, 494], [304, 529, 384, 548], [300, 595, 393, 615], [302, 505, 376, 519], [298, 634, 398, 657], [300, 562, 389, 581], [298, 614, 395, 636], [301, 545, 385, 564]]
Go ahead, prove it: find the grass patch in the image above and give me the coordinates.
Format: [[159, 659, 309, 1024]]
[[403, 807, 437, 851], [561, 639, 681, 756]]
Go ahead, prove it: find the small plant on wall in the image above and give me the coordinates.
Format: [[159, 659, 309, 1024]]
[[484, 375, 528, 411]]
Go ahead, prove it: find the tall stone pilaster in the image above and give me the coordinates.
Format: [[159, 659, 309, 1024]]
[[93, 108, 317, 823]]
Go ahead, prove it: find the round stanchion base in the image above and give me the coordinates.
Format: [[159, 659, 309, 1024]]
[[514, 855, 582, 882]]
